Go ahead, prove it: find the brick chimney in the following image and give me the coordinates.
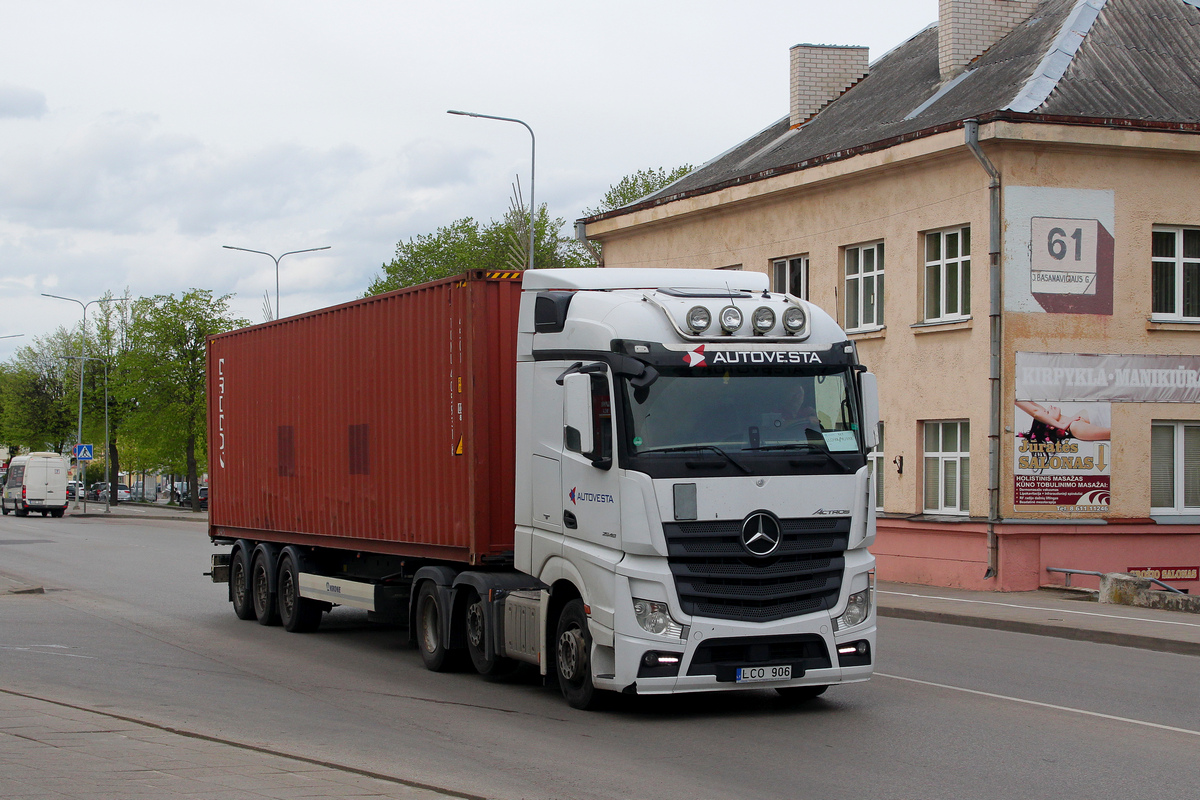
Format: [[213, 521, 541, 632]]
[[789, 44, 869, 127], [939, 0, 1041, 80]]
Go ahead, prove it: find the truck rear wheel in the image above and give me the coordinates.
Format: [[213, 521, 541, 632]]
[[555, 599, 599, 710], [464, 589, 518, 679], [278, 554, 322, 633], [252, 551, 280, 626], [229, 547, 255, 620], [415, 581, 455, 671]]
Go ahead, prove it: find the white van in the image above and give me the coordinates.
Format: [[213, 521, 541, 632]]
[[1, 452, 69, 518]]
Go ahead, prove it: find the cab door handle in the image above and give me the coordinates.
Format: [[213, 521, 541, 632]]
[[563, 510, 578, 529]]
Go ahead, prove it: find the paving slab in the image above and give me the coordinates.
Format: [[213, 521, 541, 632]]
[[0, 691, 475, 800]]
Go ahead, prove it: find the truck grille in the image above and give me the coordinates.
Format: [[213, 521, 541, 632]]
[[663, 518, 848, 623]]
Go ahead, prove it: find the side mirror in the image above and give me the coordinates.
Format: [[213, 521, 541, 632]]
[[860, 372, 879, 449], [563, 372, 594, 455]]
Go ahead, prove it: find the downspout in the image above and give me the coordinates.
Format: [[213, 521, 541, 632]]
[[964, 118, 1001, 581], [575, 220, 604, 267]]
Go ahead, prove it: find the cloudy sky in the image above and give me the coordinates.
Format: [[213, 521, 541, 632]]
[[0, 0, 937, 359]]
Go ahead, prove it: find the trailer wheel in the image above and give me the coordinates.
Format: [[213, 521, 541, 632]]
[[776, 685, 828, 702], [278, 554, 322, 633], [463, 589, 519, 680], [251, 551, 280, 626], [229, 547, 255, 620], [555, 599, 599, 710], [415, 581, 455, 671]]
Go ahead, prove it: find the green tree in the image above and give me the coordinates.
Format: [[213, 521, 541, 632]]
[[366, 198, 591, 295], [578, 165, 693, 265], [119, 290, 247, 511], [583, 165, 693, 217], [0, 329, 78, 454], [87, 291, 134, 492]]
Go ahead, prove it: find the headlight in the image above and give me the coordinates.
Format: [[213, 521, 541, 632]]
[[719, 305, 743, 333], [632, 598, 684, 638], [782, 305, 807, 334], [752, 306, 775, 334], [833, 587, 871, 630], [686, 305, 711, 333]]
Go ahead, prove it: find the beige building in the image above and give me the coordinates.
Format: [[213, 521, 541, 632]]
[[581, 0, 1200, 592]]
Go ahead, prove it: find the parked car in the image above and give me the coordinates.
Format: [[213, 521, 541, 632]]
[[67, 481, 84, 500], [181, 486, 208, 510], [130, 483, 153, 501], [88, 482, 107, 500], [98, 483, 131, 503]]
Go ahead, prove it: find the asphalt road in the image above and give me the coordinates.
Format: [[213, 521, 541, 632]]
[[2, 514, 1198, 799]]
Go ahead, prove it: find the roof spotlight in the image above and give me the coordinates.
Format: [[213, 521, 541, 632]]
[[752, 306, 775, 334], [782, 305, 807, 334], [719, 305, 743, 333], [686, 305, 711, 333]]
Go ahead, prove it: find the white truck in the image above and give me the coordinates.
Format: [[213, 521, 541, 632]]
[[1, 452, 69, 518], [209, 268, 878, 709]]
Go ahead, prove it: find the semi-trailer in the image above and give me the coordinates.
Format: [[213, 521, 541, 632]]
[[207, 267, 879, 709]]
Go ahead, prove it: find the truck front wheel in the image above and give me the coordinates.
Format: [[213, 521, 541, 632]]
[[555, 599, 598, 710]]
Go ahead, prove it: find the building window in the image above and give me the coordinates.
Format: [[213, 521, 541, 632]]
[[924, 420, 969, 515], [1152, 227, 1200, 320], [845, 242, 884, 330], [772, 255, 808, 299], [868, 422, 884, 511], [1151, 421, 1200, 513], [925, 226, 971, 321]]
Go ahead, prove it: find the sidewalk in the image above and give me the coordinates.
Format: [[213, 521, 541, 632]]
[[0, 690, 470, 800], [877, 580, 1200, 657], [64, 499, 207, 523]]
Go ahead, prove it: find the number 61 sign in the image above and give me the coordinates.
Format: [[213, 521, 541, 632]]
[[1029, 216, 1114, 315]]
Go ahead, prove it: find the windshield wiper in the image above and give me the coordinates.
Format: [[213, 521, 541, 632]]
[[742, 440, 846, 469], [636, 445, 751, 474]]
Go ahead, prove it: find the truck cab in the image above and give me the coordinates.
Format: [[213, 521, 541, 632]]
[[514, 269, 878, 706]]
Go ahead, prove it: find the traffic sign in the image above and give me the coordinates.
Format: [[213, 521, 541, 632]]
[[74, 444, 94, 460]]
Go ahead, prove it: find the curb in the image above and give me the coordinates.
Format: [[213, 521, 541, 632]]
[[878, 605, 1200, 658]]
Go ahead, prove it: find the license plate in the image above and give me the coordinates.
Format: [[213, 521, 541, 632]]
[[735, 665, 791, 683]]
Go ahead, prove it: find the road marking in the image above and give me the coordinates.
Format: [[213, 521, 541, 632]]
[[0, 645, 95, 659], [877, 672, 1200, 737], [879, 590, 1200, 629]]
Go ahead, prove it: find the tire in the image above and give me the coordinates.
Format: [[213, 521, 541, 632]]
[[415, 581, 456, 671], [15, 506, 28, 517], [776, 685, 828, 702], [41, 511, 48, 517], [229, 547, 256, 620], [1, 501, 9, 516], [251, 551, 280, 626], [463, 589, 519, 679], [50, 509, 64, 518], [555, 599, 599, 710], [278, 554, 323, 633]]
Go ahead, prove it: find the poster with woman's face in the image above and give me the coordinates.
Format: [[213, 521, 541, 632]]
[[1013, 400, 1111, 513]]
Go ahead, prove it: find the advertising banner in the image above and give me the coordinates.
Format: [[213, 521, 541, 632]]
[[1016, 352, 1200, 403], [1013, 400, 1111, 513]]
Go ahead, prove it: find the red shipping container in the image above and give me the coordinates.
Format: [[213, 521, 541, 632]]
[[207, 271, 523, 565]]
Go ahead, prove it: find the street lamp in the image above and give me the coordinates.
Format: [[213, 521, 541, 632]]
[[64, 355, 110, 514], [222, 245, 331, 320], [0, 334, 23, 339], [42, 294, 113, 510], [447, 110, 536, 272]]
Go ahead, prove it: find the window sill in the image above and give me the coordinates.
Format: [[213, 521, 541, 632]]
[[1150, 514, 1200, 524], [847, 326, 886, 340], [911, 317, 973, 334], [1147, 318, 1200, 332]]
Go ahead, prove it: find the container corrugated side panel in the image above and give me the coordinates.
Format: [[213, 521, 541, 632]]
[[208, 272, 521, 563]]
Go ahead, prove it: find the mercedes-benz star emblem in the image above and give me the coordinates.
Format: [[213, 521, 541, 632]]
[[740, 512, 782, 557]]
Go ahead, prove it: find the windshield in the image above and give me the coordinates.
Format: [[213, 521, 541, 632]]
[[619, 365, 864, 475]]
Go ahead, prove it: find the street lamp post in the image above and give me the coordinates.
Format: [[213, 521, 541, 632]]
[[447, 110, 536, 272], [42, 294, 113, 510], [222, 246, 331, 320], [63, 355, 110, 513]]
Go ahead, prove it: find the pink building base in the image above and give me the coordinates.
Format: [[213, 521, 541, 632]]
[[875, 518, 1200, 594]]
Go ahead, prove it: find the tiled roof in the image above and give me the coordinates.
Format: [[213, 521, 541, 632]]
[[594, 0, 1200, 221]]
